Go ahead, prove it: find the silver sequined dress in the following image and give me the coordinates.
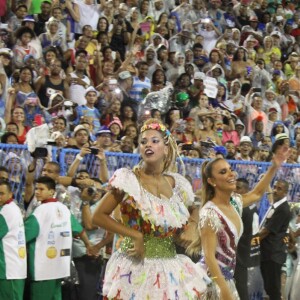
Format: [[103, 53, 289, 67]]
[[199, 194, 244, 299]]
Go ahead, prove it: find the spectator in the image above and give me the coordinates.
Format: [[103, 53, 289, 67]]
[[129, 61, 151, 106], [234, 178, 260, 300], [13, 26, 37, 68], [73, 86, 101, 134], [259, 180, 292, 300], [0, 180, 26, 300], [35, 58, 70, 108], [237, 136, 253, 161], [24, 176, 95, 300]]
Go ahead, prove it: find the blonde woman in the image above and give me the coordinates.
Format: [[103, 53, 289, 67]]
[[93, 118, 208, 299], [257, 35, 281, 67]]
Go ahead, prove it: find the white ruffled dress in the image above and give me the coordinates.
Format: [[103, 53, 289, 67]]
[[103, 168, 208, 300]]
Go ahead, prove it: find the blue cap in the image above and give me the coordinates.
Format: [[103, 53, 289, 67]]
[[23, 15, 35, 23], [96, 126, 112, 137]]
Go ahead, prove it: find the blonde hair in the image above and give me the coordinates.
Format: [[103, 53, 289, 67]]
[[137, 118, 184, 174]]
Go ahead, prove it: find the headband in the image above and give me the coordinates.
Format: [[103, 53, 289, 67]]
[[140, 123, 170, 137]]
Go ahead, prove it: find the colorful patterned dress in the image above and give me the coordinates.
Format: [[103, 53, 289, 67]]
[[199, 194, 244, 299], [103, 168, 208, 300]]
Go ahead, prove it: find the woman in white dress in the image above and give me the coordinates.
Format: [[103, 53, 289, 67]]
[[92, 118, 208, 299]]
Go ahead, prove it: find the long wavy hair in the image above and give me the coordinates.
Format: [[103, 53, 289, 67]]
[[135, 118, 184, 174], [186, 158, 224, 256]]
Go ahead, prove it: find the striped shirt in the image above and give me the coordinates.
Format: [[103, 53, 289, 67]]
[[129, 76, 151, 104]]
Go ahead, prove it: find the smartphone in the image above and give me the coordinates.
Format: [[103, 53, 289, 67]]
[[253, 87, 261, 93], [111, 51, 116, 60], [90, 147, 99, 155], [182, 144, 193, 151], [34, 114, 43, 126]]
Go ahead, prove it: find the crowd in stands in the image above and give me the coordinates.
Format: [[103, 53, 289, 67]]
[[0, 0, 300, 299], [0, 0, 299, 165]]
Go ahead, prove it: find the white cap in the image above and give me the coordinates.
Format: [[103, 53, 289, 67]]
[[271, 31, 281, 38], [85, 86, 99, 97], [74, 125, 89, 136], [0, 48, 13, 58], [240, 136, 252, 144]]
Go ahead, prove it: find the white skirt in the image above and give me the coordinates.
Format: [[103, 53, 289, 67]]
[[103, 251, 209, 300]]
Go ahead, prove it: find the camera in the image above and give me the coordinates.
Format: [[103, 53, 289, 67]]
[[47, 139, 57, 146], [31, 147, 48, 158], [182, 144, 193, 151], [89, 147, 99, 155], [87, 187, 97, 196]]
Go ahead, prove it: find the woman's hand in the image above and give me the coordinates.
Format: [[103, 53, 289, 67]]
[[272, 145, 291, 168], [127, 232, 145, 259]]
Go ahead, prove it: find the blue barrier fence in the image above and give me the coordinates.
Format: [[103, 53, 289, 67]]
[[0, 143, 299, 217]]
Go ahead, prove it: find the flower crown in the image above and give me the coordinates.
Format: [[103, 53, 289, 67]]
[[140, 123, 170, 136]]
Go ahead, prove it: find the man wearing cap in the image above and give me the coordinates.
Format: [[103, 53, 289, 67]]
[[175, 92, 191, 119], [8, 4, 28, 31], [189, 72, 205, 105], [237, 136, 253, 161], [73, 86, 101, 134], [118, 70, 136, 111], [266, 107, 280, 136], [95, 126, 114, 152]]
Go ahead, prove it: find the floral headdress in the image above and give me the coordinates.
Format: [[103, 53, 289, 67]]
[[140, 123, 170, 137]]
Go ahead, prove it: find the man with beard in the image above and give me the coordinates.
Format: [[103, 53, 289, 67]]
[[120, 136, 134, 153], [144, 46, 161, 79], [225, 140, 237, 160], [259, 180, 292, 300], [35, 58, 70, 108]]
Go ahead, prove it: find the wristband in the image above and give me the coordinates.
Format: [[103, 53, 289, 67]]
[[76, 154, 83, 161], [82, 201, 89, 206]]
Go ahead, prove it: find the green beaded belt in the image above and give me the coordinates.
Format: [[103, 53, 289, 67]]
[[120, 235, 176, 258]]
